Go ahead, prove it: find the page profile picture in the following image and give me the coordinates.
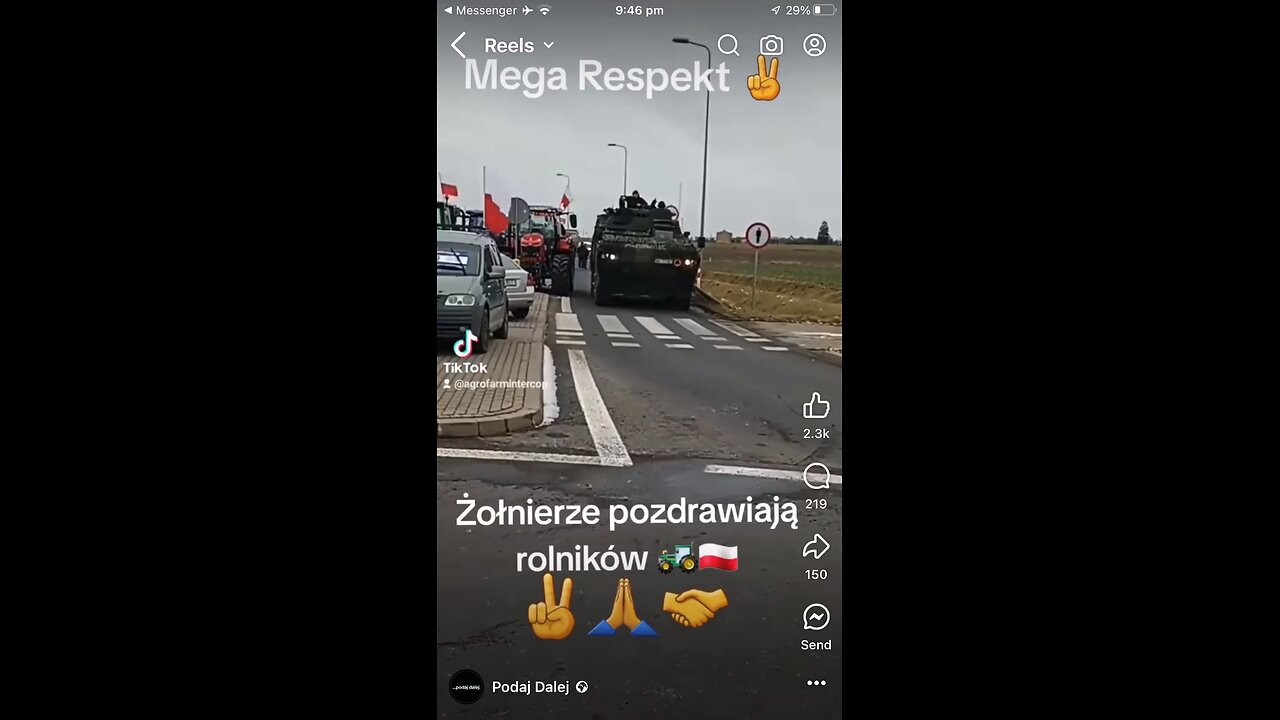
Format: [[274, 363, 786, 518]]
[[449, 669, 484, 704]]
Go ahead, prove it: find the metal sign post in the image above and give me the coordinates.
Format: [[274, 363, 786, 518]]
[[752, 250, 759, 312], [744, 222, 771, 316]]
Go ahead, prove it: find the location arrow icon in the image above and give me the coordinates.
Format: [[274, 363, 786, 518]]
[[802, 533, 830, 560]]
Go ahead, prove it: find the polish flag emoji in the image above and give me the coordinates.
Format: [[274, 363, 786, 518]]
[[697, 543, 739, 571]]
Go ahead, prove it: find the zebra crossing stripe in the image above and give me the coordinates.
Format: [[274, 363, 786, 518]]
[[665, 343, 694, 349], [612, 342, 641, 348], [557, 331, 584, 336], [635, 316, 676, 336], [597, 314, 628, 333], [607, 333, 633, 339], [745, 337, 771, 343], [556, 313, 582, 332], [674, 318, 717, 336], [762, 346, 788, 352], [713, 345, 743, 350], [709, 318, 759, 337], [698, 335, 724, 341], [557, 339, 587, 345]]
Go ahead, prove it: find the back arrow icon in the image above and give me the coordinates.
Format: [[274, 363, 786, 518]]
[[451, 31, 466, 59]]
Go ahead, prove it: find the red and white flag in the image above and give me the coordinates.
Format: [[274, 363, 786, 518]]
[[438, 173, 458, 199], [697, 543, 739, 571], [560, 185, 573, 210], [484, 168, 511, 235]]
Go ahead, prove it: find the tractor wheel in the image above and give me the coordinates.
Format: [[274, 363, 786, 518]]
[[681, 557, 696, 572], [660, 561, 672, 574], [549, 254, 572, 296]]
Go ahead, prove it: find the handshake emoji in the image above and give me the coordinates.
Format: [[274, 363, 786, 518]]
[[663, 589, 729, 628]]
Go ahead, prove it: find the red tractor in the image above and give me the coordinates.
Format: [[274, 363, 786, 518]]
[[513, 206, 578, 296]]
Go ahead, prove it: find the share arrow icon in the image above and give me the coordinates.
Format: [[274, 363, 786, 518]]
[[802, 533, 830, 560]]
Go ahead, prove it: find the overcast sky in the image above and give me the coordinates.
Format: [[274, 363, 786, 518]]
[[436, 0, 842, 239]]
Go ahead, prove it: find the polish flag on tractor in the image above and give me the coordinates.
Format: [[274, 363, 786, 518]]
[[439, 180, 458, 199], [560, 186, 573, 211]]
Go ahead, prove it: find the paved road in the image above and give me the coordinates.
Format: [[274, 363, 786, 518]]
[[438, 266, 843, 718]]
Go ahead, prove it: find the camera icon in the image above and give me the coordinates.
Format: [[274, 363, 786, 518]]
[[759, 34, 783, 56]]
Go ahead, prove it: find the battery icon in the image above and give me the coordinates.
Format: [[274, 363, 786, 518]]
[[813, 4, 837, 14]]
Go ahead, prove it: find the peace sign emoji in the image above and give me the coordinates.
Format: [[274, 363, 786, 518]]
[[748, 54, 780, 101], [528, 573, 575, 640]]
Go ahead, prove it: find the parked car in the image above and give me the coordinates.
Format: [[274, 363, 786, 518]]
[[500, 252, 534, 319], [436, 230, 509, 354]]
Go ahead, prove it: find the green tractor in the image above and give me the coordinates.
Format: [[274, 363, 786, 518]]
[[658, 545, 698, 574]]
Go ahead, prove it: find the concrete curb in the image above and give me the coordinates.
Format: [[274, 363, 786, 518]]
[[436, 295, 549, 437]]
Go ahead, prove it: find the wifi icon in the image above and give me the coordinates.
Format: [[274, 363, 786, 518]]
[[538, 4, 551, 14]]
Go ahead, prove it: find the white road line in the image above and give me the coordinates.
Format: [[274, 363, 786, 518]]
[[745, 337, 772, 343], [704, 464, 844, 485], [597, 314, 628, 333], [635, 316, 675, 336], [674, 318, 717, 336], [666, 343, 695, 349], [612, 342, 641, 347], [556, 339, 587, 345], [556, 313, 582, 332], [698, 335, 724, 341], [560, 297, 572, 314], [762, 346, 789, 352], [568, 349, 632, 466], [438, 448, 629, 467], [556, 330, 584, 336], [710, 318, 760, 337], [539, 345, 558, 426], [655, 335, 679, 340], [713, 345, 743, 350], [607, 333, 634, 339]]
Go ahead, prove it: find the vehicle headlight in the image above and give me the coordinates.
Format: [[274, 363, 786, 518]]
[[608, 253, 618, 260], [445, 295, 476, 306]]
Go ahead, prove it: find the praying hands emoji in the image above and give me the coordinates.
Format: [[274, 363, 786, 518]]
[[588, 577, 659, 636]]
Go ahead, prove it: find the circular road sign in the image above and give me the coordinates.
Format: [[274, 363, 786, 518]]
[[745, 222, 771, 249]]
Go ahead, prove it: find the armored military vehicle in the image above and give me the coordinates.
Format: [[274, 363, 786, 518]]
[[590, 197, 700, 309]]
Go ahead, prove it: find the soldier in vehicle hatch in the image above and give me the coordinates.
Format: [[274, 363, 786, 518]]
[[625, 190, 649, 209]]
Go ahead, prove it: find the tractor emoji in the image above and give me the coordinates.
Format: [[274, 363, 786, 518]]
[[658, 545, 698, 574]]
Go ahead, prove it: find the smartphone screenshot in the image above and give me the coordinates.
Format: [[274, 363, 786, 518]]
[[437, 2, 841, 716]]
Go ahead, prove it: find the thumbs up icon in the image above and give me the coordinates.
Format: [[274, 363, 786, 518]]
[[802, 392, 830, 419]]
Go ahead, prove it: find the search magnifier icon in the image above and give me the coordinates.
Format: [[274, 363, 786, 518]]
[[717, 33, 740, 56]]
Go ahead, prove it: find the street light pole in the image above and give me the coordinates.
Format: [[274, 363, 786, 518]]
[[673, 38, 711, 244], [607, 143, 628, 196]]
